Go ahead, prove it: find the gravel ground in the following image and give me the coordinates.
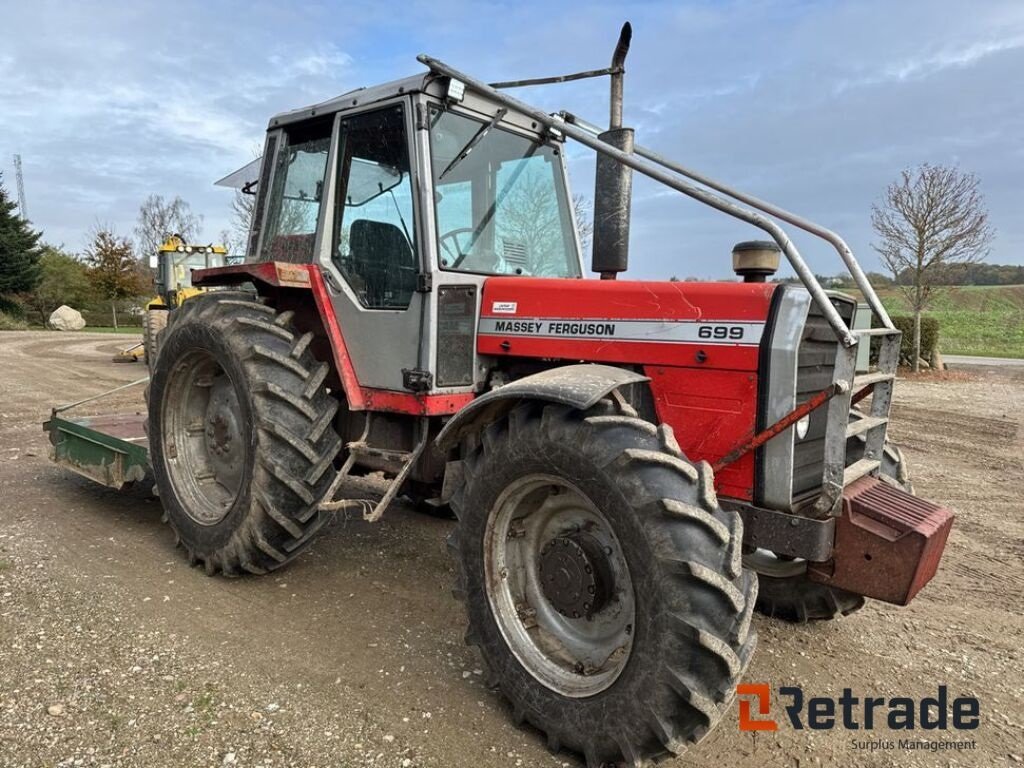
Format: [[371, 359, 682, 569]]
[[0, 331, 1021, 768]]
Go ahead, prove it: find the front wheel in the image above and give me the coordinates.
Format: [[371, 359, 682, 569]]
[[450, 400, 756, 766]]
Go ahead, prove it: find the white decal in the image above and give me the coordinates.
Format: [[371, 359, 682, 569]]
[[477, 317, 766, 346], [491, 301, 518, 314]]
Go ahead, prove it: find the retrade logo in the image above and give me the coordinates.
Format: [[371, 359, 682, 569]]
[[736, 683, 778, 731], [736, 684, 980, 732]]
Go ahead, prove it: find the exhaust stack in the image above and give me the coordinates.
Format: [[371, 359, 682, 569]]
[[592, 23, 634, 280]]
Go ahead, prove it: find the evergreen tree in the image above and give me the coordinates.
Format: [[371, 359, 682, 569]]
[[0, 173, 43, 304]]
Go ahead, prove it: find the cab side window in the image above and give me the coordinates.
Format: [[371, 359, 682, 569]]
[[332, 106, 418, 310], [262, 118, 332, 263]]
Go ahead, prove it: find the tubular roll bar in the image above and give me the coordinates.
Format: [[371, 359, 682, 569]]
[[559, 112, 894, 330], [418, 54, 887, 348]]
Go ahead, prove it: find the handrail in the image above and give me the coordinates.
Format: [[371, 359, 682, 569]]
[[417, 54, 859, 347], [53, 377, 150, 415], [559, 112, 894, 328]]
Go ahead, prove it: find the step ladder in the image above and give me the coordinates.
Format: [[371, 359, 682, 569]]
[[319, 414, 429, 523]]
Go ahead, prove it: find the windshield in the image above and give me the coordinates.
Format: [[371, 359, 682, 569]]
[[428, 106, 581, 278], [170, 252, 225, 290]]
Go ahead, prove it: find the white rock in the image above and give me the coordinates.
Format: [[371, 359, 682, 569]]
[[47, 703, 65, 717], [48, 305, 85, 331]]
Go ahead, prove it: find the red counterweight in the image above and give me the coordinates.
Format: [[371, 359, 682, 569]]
[[809, 477, 954, 605]]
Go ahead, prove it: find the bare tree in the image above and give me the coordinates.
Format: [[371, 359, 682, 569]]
[[871, 164, 994, 371], [572, 193, 593, 254], [229, 189, 256, 256], [135, 195, 204, 260]]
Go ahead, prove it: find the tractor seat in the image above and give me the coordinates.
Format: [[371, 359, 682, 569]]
[[348, 219, 417, 307]]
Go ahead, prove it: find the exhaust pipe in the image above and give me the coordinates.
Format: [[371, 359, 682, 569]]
[[592, 22, 633, 280]]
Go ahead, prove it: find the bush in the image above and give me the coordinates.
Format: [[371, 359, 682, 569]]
[[80, 307, 144, 328], [871, 314, 940, 365], [0, 311, 28, 330]]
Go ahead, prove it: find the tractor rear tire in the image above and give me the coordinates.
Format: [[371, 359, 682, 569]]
[[148, 291, 342, 575], [449, 399, 756, 766], [746, 411, 913, 622], [143, 308, 168, 367]]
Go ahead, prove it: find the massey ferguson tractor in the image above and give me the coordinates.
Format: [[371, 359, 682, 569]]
[[45, 24, 954, 767]]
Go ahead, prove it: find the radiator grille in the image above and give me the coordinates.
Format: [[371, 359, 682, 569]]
[[792, 297, 855, 497]]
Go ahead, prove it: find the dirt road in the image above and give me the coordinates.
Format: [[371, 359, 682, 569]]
[[0, 331, 1021, 767]]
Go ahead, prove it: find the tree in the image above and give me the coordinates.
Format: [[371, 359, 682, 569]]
[[0, 172, 43, 309], [572, 194, 593, 255], [134, 194, 203, 260], [228, 188, 256, 256], [84, 227, 146, 329], [23, 245, 92, 323], [871, 164, 994, 371]]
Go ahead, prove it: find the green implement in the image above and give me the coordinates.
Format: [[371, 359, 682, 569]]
[[43, 378, 151, 490]]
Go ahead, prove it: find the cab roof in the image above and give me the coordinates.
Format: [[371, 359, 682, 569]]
[[267, 72, 445, 130]]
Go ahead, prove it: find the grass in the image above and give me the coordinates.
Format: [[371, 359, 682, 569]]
[[849, 285, 1024, 359], [0, 312, 29, 331]]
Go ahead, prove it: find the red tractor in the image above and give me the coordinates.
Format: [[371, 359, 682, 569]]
[[121, 25, 955, 766]]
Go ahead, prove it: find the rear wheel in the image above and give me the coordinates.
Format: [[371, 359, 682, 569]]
[[149, 292, 341, 575], [450, 399, 756, 766], [746, 410, 912, 622]]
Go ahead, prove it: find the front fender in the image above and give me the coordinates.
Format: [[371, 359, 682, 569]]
[[435, 364, 648, 451]]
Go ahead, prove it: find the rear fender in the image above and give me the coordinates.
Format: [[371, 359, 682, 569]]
[[194, 262, 473, 416], [435, 364, 648, 451]]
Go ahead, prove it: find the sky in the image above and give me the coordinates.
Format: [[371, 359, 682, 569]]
[[2, 0, 1022, 280]]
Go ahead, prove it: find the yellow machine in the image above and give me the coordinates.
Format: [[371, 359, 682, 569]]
[[114, 236, 229, 364]]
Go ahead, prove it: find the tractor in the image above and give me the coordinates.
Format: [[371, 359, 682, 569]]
[[47, 24, 953, 767], [142, 235, 230, 363]]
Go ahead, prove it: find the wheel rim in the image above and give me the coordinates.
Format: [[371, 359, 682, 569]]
[[162, 349, 246, 526], [484, 474, 635, 698], [743, 549, 808, 578]]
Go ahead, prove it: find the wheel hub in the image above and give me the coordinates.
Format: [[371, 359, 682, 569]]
[[162, 349, 246, 527], [538, 533, 612, 619]]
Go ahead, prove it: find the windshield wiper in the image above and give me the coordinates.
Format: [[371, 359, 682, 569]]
[[437, 108, 507, 181]]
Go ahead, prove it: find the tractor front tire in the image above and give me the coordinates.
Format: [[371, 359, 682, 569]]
[[148, 292, 341, 575], [450, 400, 756, 766], [746, 411, 913, 622], [143, 308, 168, 367]]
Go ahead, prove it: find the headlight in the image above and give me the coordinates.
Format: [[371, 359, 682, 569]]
[[795, 414, 810, 440]]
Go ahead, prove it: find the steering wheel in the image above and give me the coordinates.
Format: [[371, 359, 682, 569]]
[[438, 228, 478, 269]]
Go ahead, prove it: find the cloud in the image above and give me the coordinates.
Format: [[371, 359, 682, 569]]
[[1, 0, 1022, 277]]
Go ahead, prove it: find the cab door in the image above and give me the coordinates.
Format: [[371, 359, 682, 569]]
[[319, 101, 428, 393]]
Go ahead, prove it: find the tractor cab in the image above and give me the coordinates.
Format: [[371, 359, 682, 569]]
[[237, 75, 583, 392], [250, 74, 582, 277], [150, 235, 229, 309]]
